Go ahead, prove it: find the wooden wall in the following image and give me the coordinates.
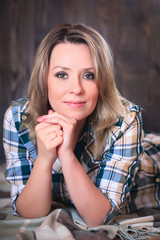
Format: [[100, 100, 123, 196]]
[[1, 0, 160, 162]]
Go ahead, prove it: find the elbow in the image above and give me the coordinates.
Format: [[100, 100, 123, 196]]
[[16, 200, 51, 219], [84, 204, 111, 228], [84, 213, 106, 228], [17, 209, 50, 219], [85, 218, 104, 228], [87, 222, 101, 228]]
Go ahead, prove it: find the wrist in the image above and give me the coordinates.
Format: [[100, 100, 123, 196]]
[[35, 156, 54, 171], [58, 150, 75, 165]]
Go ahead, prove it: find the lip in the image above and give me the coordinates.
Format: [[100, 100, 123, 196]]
[[64, 101, 86, 108]]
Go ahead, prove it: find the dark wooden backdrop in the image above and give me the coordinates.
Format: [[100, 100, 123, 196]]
[[1, 0, 160, 163]]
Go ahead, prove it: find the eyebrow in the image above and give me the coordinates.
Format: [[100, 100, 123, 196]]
[[52, 66, 94, 71]]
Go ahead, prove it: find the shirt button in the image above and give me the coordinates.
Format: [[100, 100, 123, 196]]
[[22, 115, 27, 120]]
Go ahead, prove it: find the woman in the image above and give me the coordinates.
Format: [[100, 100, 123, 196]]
[[3, 23, 143, 227]]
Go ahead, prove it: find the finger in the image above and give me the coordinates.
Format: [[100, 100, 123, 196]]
[[37, 112, 75, 124], [50, 129, 63, 140], [38, 116, 76, 128], [43, 135, 63, 152], [35, 122, 61, 132], [50, 136, 63, 148], [56, 129, 64, 137], [36, 122, 63, 136], [50, 131, 57, 140], [36, 127, 63, 148], [41, 118, 76, 137]]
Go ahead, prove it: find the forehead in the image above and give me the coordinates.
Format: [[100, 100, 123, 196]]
[[50, 43, 93, 67]]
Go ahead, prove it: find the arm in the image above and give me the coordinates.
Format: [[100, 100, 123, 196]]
[[15, 157, 53, 218], [16, 119, 63, 218], [57, 106, 143, 226], [96, 106, 144, 223], [60, 151, 111, 227], [3, 105, 29, 213], [3, 106, 63, 218], [39, 112, 111, 227]]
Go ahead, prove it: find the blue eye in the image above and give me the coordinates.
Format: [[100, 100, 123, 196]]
[[56, 71, 68, 79], [83, 72, 94, 80]]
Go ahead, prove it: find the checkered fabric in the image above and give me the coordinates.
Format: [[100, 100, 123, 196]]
[[3, 97, 155, 224], [122, 132, 160, 214]]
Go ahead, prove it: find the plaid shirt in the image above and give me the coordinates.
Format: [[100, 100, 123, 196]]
[[4, 97, 158, 224]]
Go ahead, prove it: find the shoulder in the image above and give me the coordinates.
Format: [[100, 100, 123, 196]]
[[5, 97, 29, 115], [124, 101, 142, 119], [115, 102, 142, 133], [103, 102, 143, 153], [4, 97, 29, 130], [11, 97, 29, 113]]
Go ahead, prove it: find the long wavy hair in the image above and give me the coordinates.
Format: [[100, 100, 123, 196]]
[[26, 23, 126, 158]]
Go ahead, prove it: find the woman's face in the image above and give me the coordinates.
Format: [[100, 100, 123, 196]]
[[47, 43, 99, 123]]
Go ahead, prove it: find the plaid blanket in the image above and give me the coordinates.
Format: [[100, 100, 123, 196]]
[[0, 205, 160, 240], [0, 133, 160, 240]]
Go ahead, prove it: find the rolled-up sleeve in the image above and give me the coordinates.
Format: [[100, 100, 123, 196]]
[[96, 105, 144, 223]]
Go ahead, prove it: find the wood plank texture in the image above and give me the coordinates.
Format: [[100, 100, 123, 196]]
[[0, 0, 160, 162]]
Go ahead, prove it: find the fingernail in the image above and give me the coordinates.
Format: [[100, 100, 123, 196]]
[[37, 116, 43, 121], [48, 110, 53, 114]]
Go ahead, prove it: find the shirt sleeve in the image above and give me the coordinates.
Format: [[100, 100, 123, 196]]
[[3, 105, 33, 213], [96, 106, 144, 224]]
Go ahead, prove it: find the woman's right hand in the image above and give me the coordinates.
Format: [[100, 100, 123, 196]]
[[35, 116, 63, 168]]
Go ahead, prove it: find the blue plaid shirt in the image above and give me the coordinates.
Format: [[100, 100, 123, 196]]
[[3, 97, 146, 223]]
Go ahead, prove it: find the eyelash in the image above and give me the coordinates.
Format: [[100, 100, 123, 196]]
[[83, 72, 94, 80], [55, 71, 94, 80], [55, 71, 68, 79]]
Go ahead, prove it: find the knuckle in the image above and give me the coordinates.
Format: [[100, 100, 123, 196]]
[[73, 119, 77, 125], [54, 125, 61, 130], [35, 124, 39, 131], [56, 129, 63, 136]]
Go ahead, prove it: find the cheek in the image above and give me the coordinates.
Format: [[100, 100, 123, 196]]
[[91, 86, 99, 100], [88, 87, 99, 107], [48, 82, 61, 100], [48, 87, 58, 107]]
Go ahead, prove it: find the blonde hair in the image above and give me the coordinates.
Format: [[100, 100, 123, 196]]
[[26, 23, 126, 158]]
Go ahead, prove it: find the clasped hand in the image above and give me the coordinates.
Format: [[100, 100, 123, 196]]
[[36, 110, 77, 167]]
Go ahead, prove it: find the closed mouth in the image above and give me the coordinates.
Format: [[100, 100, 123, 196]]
[[64, 101, 86, 107]]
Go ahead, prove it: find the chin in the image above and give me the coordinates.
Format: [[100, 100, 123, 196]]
[[68, 114, 88, 122]]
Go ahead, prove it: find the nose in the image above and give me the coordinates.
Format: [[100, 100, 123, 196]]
[[69, 74, 83, 94]]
